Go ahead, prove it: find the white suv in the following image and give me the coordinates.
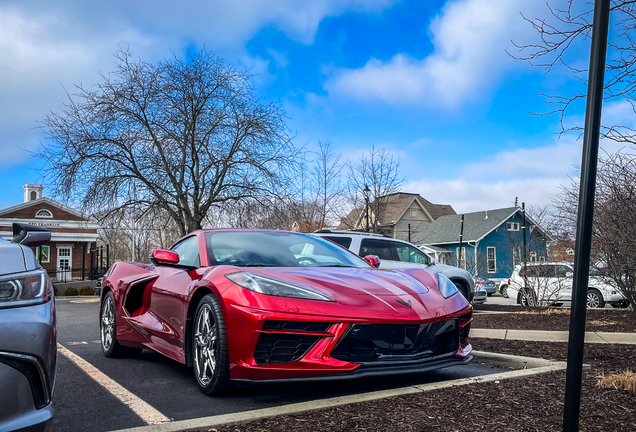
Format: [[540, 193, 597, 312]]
[[506, 262, 629, 308], [314, 230, 477, 302]]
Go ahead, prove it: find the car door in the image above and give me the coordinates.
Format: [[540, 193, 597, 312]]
[[147, 235, 202, 361], [391, 242, 432, 270], [554, 264, 573, 301]]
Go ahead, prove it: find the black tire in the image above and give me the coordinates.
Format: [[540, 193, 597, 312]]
[[452, 280, 471, 302], [100, 291, 143, 358], [192, 294, 232, 396], [586, 289, 605, 309], [487, 293, 493, 297], [500, 285, 508, 298]]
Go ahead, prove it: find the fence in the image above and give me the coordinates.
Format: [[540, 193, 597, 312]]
[[46, 266, 109, 283]]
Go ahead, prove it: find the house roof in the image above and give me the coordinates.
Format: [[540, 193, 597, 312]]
[[0, 197, 96, 222], [337, 193, 455, 230], [419, 207, 519, 245]]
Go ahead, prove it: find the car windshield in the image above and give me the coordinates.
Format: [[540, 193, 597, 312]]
[[205, 231, 370, 268]]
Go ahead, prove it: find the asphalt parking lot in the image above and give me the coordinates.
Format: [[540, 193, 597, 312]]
[[51, 297, 507, 432]]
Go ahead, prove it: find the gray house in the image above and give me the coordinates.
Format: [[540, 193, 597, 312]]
[[337, 193, 456, 244], [419, 207, 551, 280]]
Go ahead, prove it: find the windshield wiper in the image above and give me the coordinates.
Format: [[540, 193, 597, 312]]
[[236, 263, 277, 267], [315, 264, 354, 268]]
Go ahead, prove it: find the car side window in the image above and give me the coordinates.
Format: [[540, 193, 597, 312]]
[[323, 236, 353, 249], [360, 238, 396, 261], [394, 243, 429, 265], [555, 265, 571, 278], [171, 236, 200, 267]]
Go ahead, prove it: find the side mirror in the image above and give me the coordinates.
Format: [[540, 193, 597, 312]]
[[12, 223, 51, 247], [364, 255, 381, 268], [566, 271, 573, 278], [150, 249, 180, 265]]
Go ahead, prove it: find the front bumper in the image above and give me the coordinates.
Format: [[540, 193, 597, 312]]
[[226, 305, 473, 382], [472, 290, 487, 304], [0, 299, 56, 432]]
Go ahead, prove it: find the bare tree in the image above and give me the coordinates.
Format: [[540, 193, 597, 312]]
[[514, 1, 636, 144], [40, 48, 295, 236], [344, 147, 404, 232], [554, 149, 636, 310], [311, 140, 345, 228]]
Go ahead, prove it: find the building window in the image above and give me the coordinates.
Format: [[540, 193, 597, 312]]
[[507, 222, 520, 231], [410, 209, 418, 218], [487, 247, 496, 273], [36, 245, 50, 263], [539, 256, 545, 262], [30, 191, 37, 201], [35, 209, 53, 218], [456, 247, 467, 270], [530, 251, 537, 262]]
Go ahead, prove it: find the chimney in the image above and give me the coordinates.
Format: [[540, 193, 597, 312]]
[[24, 184, 43, 203], [484, 210, 488, 219]]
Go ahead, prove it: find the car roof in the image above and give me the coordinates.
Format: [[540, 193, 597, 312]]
[[313, 229, 393, 238]]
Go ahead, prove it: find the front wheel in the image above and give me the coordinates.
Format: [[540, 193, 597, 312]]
[[100, 291, 142, 358], [586, 289, 605, 309], [192, 294, 232, 396], [519, 289, 535, 307]]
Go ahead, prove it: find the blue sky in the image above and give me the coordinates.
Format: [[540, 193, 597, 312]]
[[0, 0, 619, 213]]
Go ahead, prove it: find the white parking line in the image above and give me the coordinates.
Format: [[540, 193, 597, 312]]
[[58, 344, 171, 425]]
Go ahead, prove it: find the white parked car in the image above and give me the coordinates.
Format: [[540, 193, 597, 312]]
[[314, 230, 477, 302], [506, 262, 629, 308]]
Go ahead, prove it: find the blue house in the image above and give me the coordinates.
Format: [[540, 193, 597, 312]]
[[419, 207, 551, 280]]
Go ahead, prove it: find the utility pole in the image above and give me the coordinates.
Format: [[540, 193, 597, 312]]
[[131, 181, 136, 262], [564, 0, 611, 430], [458, 215, 464, 269], [408, 223, 411, 243], [363, 185, 371, 233]]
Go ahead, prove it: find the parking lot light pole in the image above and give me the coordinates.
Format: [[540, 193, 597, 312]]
[[563, 0, 611, 431], [363, 185, 371, 233]]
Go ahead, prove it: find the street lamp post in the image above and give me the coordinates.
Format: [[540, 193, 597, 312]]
[[363, 185, 371, 233]]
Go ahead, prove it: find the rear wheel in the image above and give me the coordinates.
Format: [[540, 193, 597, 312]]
[[500, 285, 508, 298], [586, 289, 605, 309], [192, 294, 232, 396], [100, 291, 142, 358]]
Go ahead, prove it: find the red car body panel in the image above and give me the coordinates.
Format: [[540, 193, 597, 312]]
[[100, 229, 473, 382]]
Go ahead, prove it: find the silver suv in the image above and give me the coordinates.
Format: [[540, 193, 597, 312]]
[[314, 230, 476, 302]]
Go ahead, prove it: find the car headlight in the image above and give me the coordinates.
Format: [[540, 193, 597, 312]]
[[226, 272, 335, 302], [438, 274, 458, 299], [0, 269, 52, 309]]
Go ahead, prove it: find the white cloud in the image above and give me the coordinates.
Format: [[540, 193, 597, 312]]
[[326, 0, 541, 108], [404, 138, 582, 212], [0, 0, 396, 167]]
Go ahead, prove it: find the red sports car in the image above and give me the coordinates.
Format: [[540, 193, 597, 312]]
[[99, 229, 472, 395]]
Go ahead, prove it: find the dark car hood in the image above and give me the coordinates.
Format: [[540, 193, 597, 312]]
[[0, 237, 34, 276], [239, 267, 468, 321]]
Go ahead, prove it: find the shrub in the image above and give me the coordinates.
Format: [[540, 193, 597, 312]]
[[79, 286, 94, 296], [64, 287, 79, 296]]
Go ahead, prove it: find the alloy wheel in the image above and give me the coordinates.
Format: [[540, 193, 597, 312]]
[[101, 296, 115, 351], [587, 292, 601, 308], [194, 304, 217, 387]]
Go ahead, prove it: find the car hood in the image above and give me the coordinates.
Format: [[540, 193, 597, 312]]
[[0, 238, 29, 276], [234, 267, 470, 321]]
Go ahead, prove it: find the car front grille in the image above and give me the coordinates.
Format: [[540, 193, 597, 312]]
[[254, 333, 321, 364], [330, 320, 459, 364]]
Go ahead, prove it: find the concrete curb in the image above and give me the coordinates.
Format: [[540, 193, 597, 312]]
[[111, 351, 575, 432], [470, 328, 636, 344]]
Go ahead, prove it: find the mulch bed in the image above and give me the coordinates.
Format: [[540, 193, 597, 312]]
[[473, 304, 636, 332], [211, 340, 636, 432]]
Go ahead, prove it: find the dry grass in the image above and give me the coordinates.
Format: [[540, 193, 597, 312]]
[[598, 371, 636, 394], [517, 309, 570, 316], [588, 319, 619, 326]]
